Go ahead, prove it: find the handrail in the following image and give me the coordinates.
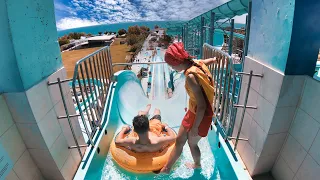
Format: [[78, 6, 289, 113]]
[[112, 62, 167, 67], [202, 44, 264, 153], [47, 47, 170, 162], [203, 43, 238, 137], [56, 46, 113, 157], [72, 46, 110, 83]]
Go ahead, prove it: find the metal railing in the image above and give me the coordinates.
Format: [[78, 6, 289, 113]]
[[47, 49, 169, 161], [48, 46, 112, 159], [203, 43, 263, 152], [203, 43, 238, 135], [71, 46, 112, 146], [112, 62, 167, 67]]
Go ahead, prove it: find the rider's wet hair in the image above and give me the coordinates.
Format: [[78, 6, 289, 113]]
[[133, 115, 149, 134]]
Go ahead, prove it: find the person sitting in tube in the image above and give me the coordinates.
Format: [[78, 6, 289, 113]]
[[115, 104, 176, 153]]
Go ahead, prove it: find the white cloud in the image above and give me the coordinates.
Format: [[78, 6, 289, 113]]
[[55, 0, 232, 30], [233, 14, 247, 24], [54, 1, 69, 11], [56, 17, 100, 30]]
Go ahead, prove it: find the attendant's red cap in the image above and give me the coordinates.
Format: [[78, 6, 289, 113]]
[[165, 42, 190, 66]]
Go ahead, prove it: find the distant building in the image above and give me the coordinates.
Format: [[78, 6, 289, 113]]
[[87, 35, 116, 47]]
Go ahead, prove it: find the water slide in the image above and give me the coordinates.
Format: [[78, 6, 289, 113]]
[[75, 49, 247, 180], [116, 47, 187, 128], [152, 50, 168, 100], [116, 70, 187, 129]]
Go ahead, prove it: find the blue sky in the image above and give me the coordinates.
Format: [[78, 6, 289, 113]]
[[54, 0, 245, 30]]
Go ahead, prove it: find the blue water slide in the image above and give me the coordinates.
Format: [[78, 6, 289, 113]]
[[79, 69, 248, 180], [114, 70, 187, 128]]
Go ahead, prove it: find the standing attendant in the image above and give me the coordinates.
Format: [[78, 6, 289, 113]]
[[160, 42, 217, 173]]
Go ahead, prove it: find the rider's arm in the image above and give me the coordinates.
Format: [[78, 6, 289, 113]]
[[201, 58, 217, 66], [157, 126, 176, 145], [115, 126, 135, 147]]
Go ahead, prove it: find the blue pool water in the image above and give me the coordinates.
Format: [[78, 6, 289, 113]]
[[86, 128, 238, 180]]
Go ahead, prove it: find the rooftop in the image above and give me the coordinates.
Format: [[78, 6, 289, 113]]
[[87, 35, 116, 41]]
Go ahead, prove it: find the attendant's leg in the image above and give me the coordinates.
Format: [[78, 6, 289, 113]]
[[186, 134, 202, 169], [160, 126, 188, 173]]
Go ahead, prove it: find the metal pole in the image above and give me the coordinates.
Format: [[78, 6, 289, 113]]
[[226, 72, 237, 138], [107, 48, 113, 78], [209, 12, 215, 46], [88, 58, 103, 122], [234, 71, 253, 151], [57, 78, 83, 159], [77, 67, 95, 130], [178, 34, 180, 42], [200, 16, 204, 58], [72, 78, 95, 147], [112, 62, 167, 67], [228, 19, 235, 55]]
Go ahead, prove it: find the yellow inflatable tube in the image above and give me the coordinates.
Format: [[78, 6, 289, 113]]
[[110, 128, 176, 173]]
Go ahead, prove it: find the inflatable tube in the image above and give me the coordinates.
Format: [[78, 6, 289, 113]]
[[110, 128, 177, 173]]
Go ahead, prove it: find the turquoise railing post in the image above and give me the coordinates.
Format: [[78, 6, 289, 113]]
[[200, 16, 205, 58], [183, 25, 185, 45], [192, 30, 195, 56], [228, 19, 235, 55], [185, 23, 189, 50], [181, 27, 184, 43], [196, 26, 199, 58], [209, 12, 215, 46]]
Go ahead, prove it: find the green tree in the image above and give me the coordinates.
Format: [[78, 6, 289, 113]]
[[128, 26, 141, 35], [58, 38, 70, 46], [160, 35, 172, 47], [126, 34, 139, 46], [118, 29, 127, 35], [140, 26, 150, 34], [129, 41, 143, 53], [67, 32, 85, 39]]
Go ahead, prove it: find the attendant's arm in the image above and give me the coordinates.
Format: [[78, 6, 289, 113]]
[[115, 125, 135, 147], [201, 58, 217, 66], [186, 74, 207, 134]]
